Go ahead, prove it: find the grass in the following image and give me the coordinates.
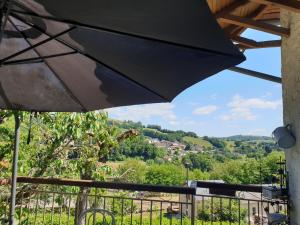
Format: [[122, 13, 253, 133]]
[[17, 211, 247, 225], [182, 137, 213, 149]]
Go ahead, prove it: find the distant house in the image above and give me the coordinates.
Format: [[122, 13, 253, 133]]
[[147, 138, 186, 152]]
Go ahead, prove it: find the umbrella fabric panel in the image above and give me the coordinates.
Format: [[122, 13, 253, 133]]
[[0, 21, 83, 111], [62, 27, 242, 100], [0, 63, 83, 111], [0, 21, 38, 61], [1, 18, 165, 111], [1, 0, 246, 112], [16, 0, 243, 57], [9, 15, 245, 102], [41, 54, 166, 111]]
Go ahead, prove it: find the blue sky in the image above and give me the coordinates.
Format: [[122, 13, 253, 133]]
[[106, 29, 283, 137]]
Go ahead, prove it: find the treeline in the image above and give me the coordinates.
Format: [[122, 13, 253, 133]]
[[114, 120, 198, 142], [116, 150, 284, 186], [114, 120, 276, 153], [0, 113, 283, 187], [109, 136, 166, 161], [203, 136, 225, 149], [223, 135, 273, 141]]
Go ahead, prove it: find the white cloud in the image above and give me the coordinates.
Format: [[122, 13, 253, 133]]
[[247, 128, 268, 136], [221, 94, 282, 121], [210, 93, 218, 100], [169, 120, 180, 126], [228, 95, 281, 110], [105, 103, 178, 125], [220, 107, 257, 121], [193, 105, 218, 115]]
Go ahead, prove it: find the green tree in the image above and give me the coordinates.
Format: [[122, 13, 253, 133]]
[[145, 164, 185, 185], [116, 159, 147, 183], [15, 112, 118, 225], [115, 136, 166, 161], [210, 159, 262, 184], [182, 153, 214, 172], [261, 151, 285, 183], [190, 169, 210, 180]]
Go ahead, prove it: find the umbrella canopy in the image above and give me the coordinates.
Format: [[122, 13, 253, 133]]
[[0, 1, 245, 224], [0, 0, 245, 112]]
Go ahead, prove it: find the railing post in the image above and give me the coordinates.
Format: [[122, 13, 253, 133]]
[[191, 194, 196, 225], [9, 113, 21, 225]]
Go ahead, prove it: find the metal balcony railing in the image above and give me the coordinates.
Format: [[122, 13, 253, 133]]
[[0, 177, 288, 225]]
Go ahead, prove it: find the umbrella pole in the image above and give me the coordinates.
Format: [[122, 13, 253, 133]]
[[9, 113, 21, 225]]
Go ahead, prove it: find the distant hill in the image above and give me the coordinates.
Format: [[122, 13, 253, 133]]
[[112, 120, 275, 150], [222, 135, 273, 142], [182, 136, 213, 149]]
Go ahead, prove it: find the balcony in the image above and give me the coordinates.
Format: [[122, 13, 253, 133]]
[[0, 177, 288, 225]]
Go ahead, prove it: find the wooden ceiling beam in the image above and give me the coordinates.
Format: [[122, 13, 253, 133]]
[[232, 36, 258, 48], [220, 14, 290, 37], [215, 0, 249, 19], [256, 39, 281, 48], [224, 5, 268, 36], [258, 13, 280, 20], [232, 36, 281, 48], [250, 0, 300, 13], [236, 39, 282, 49]]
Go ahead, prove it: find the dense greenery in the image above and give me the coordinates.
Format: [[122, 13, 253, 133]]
[[182, 153, 214, 172], [0, 113, 284, 186], [142, 126, 197, 142], [110, 136, 166, 161], [198, 199, 247, 222], [0, 112, 285, 224], [20, 212, 247, 225]]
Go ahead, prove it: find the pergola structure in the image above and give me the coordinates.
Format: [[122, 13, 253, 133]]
[[210, 0, 300, 224], [209, 0, 300, 84]]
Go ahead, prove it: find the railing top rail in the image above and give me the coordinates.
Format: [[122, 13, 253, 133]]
[[196, 181, 262, 193], [17, 177, 196, 195]]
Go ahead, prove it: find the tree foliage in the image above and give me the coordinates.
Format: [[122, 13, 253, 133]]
[[116, 159, 147, 183], [111, 136, 166, 161], [145, 164, 185, 186], [182, 153, 214, 172]]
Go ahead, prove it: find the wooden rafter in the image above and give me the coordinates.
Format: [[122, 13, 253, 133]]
[[232, 36, 258, 48], [235, 5, 269, 36], [235, 39, 281, 49], [258, 13, 280, 20], [215, 0, 249, 19], [233, 36, 281, 48], [255, 40, 281, 48], [250, 0, 300, 13], [220, 14, 290, 37], [224, 5, 268, 36]]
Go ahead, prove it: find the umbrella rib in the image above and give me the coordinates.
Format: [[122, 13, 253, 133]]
[[10, 8, 244, 60], [1, 0, 13, 30], [8, 18, 88, 111], [11, 14, 170, 102], [2, 51, 77, 66], [0, 26, 76, 65]]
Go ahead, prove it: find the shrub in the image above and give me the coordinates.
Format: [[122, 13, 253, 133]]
[[197, 199, 247, 223]]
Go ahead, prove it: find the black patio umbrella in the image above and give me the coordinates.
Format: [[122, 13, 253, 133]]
[[0, 0, 245, 224]]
